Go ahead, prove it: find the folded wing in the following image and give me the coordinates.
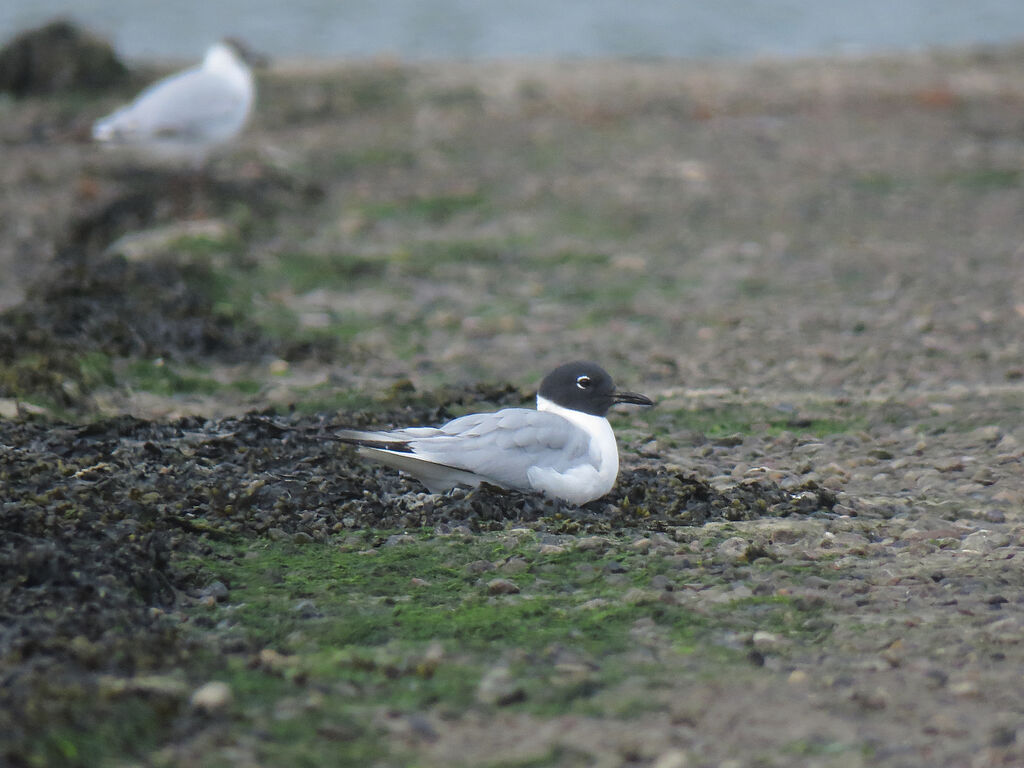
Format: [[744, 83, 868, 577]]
[[335, 408, 595, 494]]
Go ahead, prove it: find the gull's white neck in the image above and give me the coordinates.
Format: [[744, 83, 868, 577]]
[[203, 44, 253, 89], [537, 394, 619, 482]]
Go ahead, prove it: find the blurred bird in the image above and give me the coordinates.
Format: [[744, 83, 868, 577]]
[[92, 39, 258, 167], [335, 361, 654, 505]]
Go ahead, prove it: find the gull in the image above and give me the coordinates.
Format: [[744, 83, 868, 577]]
[[92, 39, 257, 167], [336, 361, 654, 505]]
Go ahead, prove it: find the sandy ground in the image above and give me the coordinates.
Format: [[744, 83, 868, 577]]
[[2, 42, 1024, 767]]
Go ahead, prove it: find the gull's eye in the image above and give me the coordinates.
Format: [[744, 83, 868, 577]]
[[575, 375, 592, 390]]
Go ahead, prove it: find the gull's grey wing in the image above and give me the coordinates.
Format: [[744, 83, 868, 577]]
[[400, 408, 595, 492]]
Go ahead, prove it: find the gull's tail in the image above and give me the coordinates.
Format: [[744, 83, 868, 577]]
[[333, 428, 486, 494]]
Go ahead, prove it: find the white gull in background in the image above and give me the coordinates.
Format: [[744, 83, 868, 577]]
[[92, 39, 256, 167]]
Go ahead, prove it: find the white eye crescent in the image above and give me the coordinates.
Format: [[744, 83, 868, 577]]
[[576, 375, 592, 390]]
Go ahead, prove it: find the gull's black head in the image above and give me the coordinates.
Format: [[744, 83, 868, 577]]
[[538, 361, 654, 417], [220, 37, 270, 68]]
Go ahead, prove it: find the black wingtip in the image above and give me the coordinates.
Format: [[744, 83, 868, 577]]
[[333, 432, 415, 454]]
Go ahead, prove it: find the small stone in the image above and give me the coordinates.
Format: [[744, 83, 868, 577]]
[[538, 544, 565, 555], [500, 556, 530, 574], [476, 666, 525, 706], [970, 467, 996, 485], [962, 530, 1011, 552], [715, 537, 748, 561], [950, 680, 980, 698], [822, 475, 845, 490], [996, 434, 1019, 452], [984, 616, 1024, 643], [200, 580, 229, 602], [191, 681, 233, 713], [651, 749, 690, 768], [850, 687, 889, 710], [970, 425, 1002, 443], [576, 536, 609, 552], [487, 578, 520, 595], [623, 588, 656, 604], [751, 630, 785, 649], [934, 457, 965, 473]]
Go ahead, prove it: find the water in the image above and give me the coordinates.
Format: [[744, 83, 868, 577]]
[[3, 0, 1024, 61]]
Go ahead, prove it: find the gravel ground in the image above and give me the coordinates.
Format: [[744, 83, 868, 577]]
[[2, 36, 1024, 767]]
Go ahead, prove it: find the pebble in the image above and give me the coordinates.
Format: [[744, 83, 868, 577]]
[[715, 537, 749, 561], [961, 530, 1011, 552], [487, 578, 520, 595], [476, 666, 525, 706], [576, 536, 610, 552], [970, 467, 996, 485], [935, 457, 965, 473], [651, 749, 690, 768], [970, 425, 1002, 443], [949, 680, 980, 698], [751, 630, 786, 649], [199, 580, 229, 603], [500, 556, 530, 574], [190, 681, 233, 713]]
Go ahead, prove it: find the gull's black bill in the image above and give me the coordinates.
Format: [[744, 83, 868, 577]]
[[612, 390, 654, 407]]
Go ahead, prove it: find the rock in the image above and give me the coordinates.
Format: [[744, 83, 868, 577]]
[[787, 669, 808, 685], [190, 681, 233, 713], [199, 580, 229, 602], [970, 425, 1003, 443], [106, 220, 236, 262], [715, 537, 749, 561], [99, 674, 188, 700], [465, 559, 495, 574], [476, 666, 525, 706], [984, 616, 1024, 644], [712, 434, 744, 447], [961, 530, 1010, 552], [538, 544, 565, 555], [934, 456, 965, 472], [487, 578, 520, 595], [751, 630, 786, 649], [0, 20, 127, 96], [996, 434, 1019, 452], [970, 467, 996, 485], [499, 556, 530, 574], [575, 536, 609, 552], [629, 537, 653, 553], [949, 680, 980, 698], [651, 749, 690, 768], [623, 587, 656, 604]]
